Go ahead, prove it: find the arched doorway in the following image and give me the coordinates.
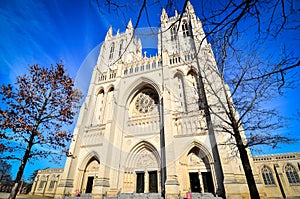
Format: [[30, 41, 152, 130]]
[[81, 158, 100, 194], [181, 145, 215, 194], [123, 142, 161, 193]]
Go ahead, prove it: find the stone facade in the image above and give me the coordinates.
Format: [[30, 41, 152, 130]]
[[30, 168, 63, 197], [30, 2, 300, 199], [253, 153, 300, 198]]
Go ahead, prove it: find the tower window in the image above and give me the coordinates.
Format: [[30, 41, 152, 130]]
[[170, 25, 177, 41], [119, 40, 123, 57], [109, 42, 115, 59], [182, 20, 190, 38]]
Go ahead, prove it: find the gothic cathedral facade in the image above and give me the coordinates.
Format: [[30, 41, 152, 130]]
[[43, 2, 278, 198]]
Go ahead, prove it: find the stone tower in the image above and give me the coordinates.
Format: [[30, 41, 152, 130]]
[[55, 1, 261, 198]]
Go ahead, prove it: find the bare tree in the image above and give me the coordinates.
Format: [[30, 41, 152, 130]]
[[0, 64, 82, 199], [197, 35, 297, 198]]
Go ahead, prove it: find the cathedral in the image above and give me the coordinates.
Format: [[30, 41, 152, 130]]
[[30, 2, 300, 199]]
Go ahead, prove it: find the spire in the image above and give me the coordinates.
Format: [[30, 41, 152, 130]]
[[136, 37, 142, 55], [175, 10, 178, 17], [160, 8, 168, 22], [186, 1, 195, 14], [126, 19, 133, 31], [105, 26, 113, 40], [138, 37, 142, 46], [116, 29, 120, 36]]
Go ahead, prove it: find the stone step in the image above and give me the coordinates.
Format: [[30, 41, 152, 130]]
[[66, 192, 222, 199], [105, 193, 162, 199], [180, 192, 223, 199], [65, 193, 92, 199]]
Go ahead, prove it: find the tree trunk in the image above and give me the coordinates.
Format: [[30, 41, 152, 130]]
[[223, 81, 260, 199], [234, 127, 260, 199], [9, 161, 26, 199], [8, 137, 34, 199]]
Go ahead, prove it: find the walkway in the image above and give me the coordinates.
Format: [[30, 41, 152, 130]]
[[0, 193, 53, 199]]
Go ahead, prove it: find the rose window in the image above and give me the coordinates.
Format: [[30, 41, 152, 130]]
[[134, 89, 159, 114]]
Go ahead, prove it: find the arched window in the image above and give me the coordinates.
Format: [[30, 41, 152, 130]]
[[285, 164, 300, 184], [130, 87, 159, 117], [174, 73, 187, 112], [119, 40, 123, 57], [170, 25, 177, 41], [261, 165, 275, 185], [182, 20, 190, 38], [187, 70, 201, 111], [92, 89, 104, 125], [109, 42, 115, 59]]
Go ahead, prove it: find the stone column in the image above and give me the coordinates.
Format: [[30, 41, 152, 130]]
[[42, 176, 49, 196], [145, 171, 149, 193], [30, 180, 37, 195], [158, 171, 161, 193], [101, 93, 108, 124], [198, 171, 204, 193], [76, 170, 84, 193], [210, 162, 218, 195]]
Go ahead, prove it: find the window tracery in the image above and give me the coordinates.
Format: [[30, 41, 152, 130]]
[[285, 164, 300, 184], [261, 165, 275, 185], [109, 42, 115, 59], [134, 89, 159, 114], [171, 25, 177, 41], [182, 20, 190, 38], [119, 40, 123, 57]]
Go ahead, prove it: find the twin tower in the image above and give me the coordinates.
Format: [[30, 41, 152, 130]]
[[54, 1, 259, 198]]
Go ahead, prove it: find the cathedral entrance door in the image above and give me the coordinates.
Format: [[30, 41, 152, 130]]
[[189, 172, 201, 192], [136, 172, 145, 193], [85, 176, 94, 193], [149, 171, 158, 193], [202, 172, 214, 193]]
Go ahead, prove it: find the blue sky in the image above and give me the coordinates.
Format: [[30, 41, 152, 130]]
[[0, 0, 105, 85], [0, 0, 107, 180], [0, 0, 299, 180]]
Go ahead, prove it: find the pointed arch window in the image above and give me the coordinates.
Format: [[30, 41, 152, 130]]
[[109, 42, 115, 59], [170, 25, 177, 41], [285, 164, 300, 184], [182, 20, 190, 38], [174, 73, 187, 112], [187, 69, 204, 111], [261, 165, 275, 185], [119, 40, 123, 57], [92, 89, 104, 125]]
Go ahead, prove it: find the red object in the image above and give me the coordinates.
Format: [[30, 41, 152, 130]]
[[186, 192, 192, 199], [75, 189, 80, 196]]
